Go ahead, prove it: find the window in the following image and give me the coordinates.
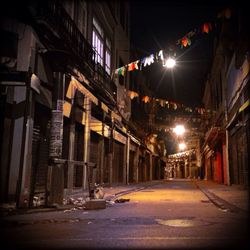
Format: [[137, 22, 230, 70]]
[[92, 18, 104, 66], [105, 38, 111, 75], [105, 51, 111, 75], [92, 17, 112, 75]]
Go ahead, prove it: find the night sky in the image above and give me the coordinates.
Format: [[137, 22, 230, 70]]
[[130, 0, 229, 107]]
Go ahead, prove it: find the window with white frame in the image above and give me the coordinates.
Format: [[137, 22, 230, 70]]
[[92, 17, 111, 75], [92, 26, 103, 65], [105, 38, 111, 75]]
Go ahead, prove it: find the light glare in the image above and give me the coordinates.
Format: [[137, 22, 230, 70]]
[[173, 125, 185, 136], [164, 58, 176, 68], [179, 143, 186, 151]]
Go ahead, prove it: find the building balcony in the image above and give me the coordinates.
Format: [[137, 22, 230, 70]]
[[94, 63, 117, 102], [25, 1, 117, 105], [27, 0, 95, 76]]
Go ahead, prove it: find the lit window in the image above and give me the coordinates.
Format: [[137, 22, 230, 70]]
[[92, 17, 112, 75], [105, 38, 111, 75], [92, 18, 104, 66], [105, 50, 111, 75]]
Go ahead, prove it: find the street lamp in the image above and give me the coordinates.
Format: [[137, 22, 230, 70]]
[[179, 142, 186, 151], [163, 57, 176, 68], [173, 125, 185, 136]]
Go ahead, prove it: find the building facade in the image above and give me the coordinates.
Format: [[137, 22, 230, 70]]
[[201, 6, 249, 187], [0, 0, 164, 208]]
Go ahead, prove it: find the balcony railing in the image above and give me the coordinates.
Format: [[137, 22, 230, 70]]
[[94, 63, 117, 100], [30, 0, 95, 72], [28, 1, 119, 103]]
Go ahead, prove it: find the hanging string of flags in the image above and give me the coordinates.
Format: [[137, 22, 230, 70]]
[[127, 89, 215, 115], [114, 48, 168, 76], [114, 8, 231, 77], [112, 8, 232, 116]]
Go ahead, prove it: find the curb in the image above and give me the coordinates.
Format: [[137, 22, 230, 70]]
[[105, 180, 164, 201], [0, 204, 77, 217], [193, 181, 247, 213], [105, 186, 147, 201]]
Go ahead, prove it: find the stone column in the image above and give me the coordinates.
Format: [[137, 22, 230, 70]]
[[149, 154, 153, 181], [134, 146, 139, 183], [66, 122, 75, 194], [48, 72, 65, 206], [125, 136, 130, 184], [108, 119, 114, 185], [83, 97, 91, 190], [98, 135, 104, 184], [18, 73, 34, 207]]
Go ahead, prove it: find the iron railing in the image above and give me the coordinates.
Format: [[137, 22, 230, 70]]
[[32, 0, 94, 71], [30, 0, 117, 104]]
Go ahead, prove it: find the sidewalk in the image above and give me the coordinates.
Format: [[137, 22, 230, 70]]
[[193, 179, 249, 212], [0, 180, 163, 217]]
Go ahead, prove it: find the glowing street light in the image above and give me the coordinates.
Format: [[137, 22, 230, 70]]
[[179, 142, 186, 151], [163, 57, 176, 68], [173, 125, 185, 136]]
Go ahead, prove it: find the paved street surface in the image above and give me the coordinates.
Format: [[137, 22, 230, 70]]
[[1, 179, 249, 250]]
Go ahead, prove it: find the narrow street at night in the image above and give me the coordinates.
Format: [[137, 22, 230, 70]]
[[2, 179, 249, 249], [1, 1, 249, 250]]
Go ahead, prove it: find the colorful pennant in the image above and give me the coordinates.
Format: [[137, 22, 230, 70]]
[[202, 22, 212, 34], [113, 8, 229, 76]]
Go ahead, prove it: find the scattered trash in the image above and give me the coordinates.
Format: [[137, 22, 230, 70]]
[[33, 193, 45, 207], [219, 208, 229, 212], [94, 185, 105, 199], [114, 198, 130, 203], [87, 221, 92, 224], [77, 197, 84, 202], [106, 200, 115, 205], [69, 219, 80, 223], [82, 211, 89, 214], [63, 209, 72, 213], [63, 197, 86, 206]]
